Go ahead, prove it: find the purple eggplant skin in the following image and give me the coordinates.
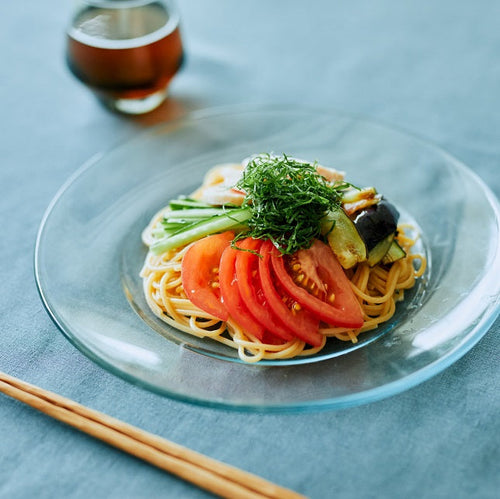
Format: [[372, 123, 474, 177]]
[[353, 199, 399, 251]]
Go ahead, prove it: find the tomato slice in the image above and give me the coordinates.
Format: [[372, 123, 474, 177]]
[[219, 243, 266, 341], [181, 231, 233, 321], [271, 239, 364, 328], [259, 240, 322, 347], [235, 238, 294, 342]]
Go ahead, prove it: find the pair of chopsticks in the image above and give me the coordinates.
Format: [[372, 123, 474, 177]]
[[0, 371, 305, 499]]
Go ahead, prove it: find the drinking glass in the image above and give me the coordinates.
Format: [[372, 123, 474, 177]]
[[66, 0, 184, 114]]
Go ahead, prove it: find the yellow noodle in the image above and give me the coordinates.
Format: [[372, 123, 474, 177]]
[[140, 225, 426, 362]]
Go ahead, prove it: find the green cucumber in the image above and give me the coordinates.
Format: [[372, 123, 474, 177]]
[[151, 208, 252, 254], [169, 197, 213, 210], [367, 233, 394, 267], [164, 208, 229, 219], [160, 222, 185, 230], [381, 239, 407, 264]]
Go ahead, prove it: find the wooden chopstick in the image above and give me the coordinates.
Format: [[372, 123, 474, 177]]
[[0, 372, 306, 499]]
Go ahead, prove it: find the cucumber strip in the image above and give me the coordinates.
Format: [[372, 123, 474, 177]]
[[151, 208, 252, 254], [153, 224, 185, 236], [164, 218, 206, 225], [164, 208, 230, 219], [367, 233, 394, 266], [169, 198, 213, 210], [160, 222, 185, 230], [382, 239, 407, 264]]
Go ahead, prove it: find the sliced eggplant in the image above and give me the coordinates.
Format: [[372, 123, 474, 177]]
[[367, 233, 394, 267], [353, 199, 399, 251], [321, 208, 367, 269], [381, 239, 406, 264]]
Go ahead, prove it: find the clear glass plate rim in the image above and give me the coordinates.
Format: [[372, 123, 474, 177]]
[[31, 284, 500, 412], [33, 104, 500, 412]]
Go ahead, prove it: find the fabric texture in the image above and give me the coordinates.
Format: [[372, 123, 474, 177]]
[[0, 1, 498, 498]]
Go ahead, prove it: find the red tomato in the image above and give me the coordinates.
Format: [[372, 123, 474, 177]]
[[219, 242, 265, 341], [235, 238, 294, 342], [271, 239, 364, 328], [259, 240, 322, 347], [181, 231, 233, 321]]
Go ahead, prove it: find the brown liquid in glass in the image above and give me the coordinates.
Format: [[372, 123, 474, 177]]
[[66, 2, 183, 100]]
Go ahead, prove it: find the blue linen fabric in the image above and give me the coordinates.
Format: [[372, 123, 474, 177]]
[[0, 0, 499, 498]]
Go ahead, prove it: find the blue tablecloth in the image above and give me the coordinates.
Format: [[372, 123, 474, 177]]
[[1, 1, 498, 497]]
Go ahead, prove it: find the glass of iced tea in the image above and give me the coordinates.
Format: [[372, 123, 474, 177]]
[[66, 0, 184, 114]]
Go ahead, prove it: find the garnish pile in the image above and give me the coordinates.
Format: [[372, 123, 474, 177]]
[[142, 152, 416, 360], [236, 154, 350, 254]]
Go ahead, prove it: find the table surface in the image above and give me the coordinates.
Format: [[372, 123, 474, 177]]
[[1, 1, 499, 498]]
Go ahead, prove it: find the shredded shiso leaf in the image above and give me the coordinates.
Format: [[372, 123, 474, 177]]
[[236, 154, 351, 254]]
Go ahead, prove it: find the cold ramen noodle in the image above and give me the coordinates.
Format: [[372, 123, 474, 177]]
[[140, 154, 426, 363]]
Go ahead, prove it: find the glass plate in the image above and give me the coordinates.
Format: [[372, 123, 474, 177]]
[[35, 106, 500, 412]]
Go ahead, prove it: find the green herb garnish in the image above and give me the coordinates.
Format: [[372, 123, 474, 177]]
[[236, 154, 350, 254]]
